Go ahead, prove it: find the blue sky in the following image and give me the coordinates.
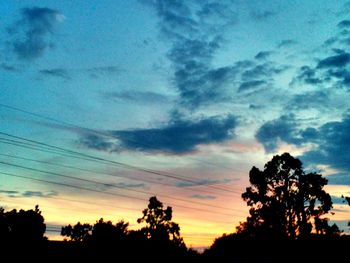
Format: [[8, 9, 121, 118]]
[[1, 0, 350, 247]]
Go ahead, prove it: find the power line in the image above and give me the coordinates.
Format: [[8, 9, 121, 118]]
[[0, 152, 237, 197], [0, 131, 241, 194], [0, 160, 242, 213], [0, 171, 243, 217], [1, 197, 237, 227], [0, 102, 246, 176]]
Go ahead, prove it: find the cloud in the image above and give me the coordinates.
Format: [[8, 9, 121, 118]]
[[257, 112, 350, 174], [287, 91, 329, 110], [22, 190, 58, 197], [79, 134, 117, 152], [114, 182, 145, 189], [80, 114, 237, 154], [0, 63, 22, 72], [317, 52, 350, 68], [254, 51, 273, 60], [250, 10, 277, 21], [176, 178, 231, 188], [238, 80, 267, 92], [190, 194, 216, 200], [255, 114, 303, 152], [87, 66, 122, 78], [300, 114, 350, 173], [292, 66, 322, 85], [7, 7, 64, 60], [0, 190, 20, 197], [0, 189, 58, 198], [338, 20, 350, 29], [241, 62, 287, 81], [36, 65, 122, 80], [293, 49, 350, 88], [278, 39, 297, 48], [102, 91, 171, 104], [39, 68, 71, 80], [142, 0, 238, 109]]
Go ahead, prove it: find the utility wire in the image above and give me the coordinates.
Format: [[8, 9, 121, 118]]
[[0, 160, 242, 213], [0, 152, 238, 197], [0, 131, 241, 194], [0, 103, 245, 184], [0, 171, 243, 217]]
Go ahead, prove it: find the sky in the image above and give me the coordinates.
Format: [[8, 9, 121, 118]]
[[0, 0, 350, 248]]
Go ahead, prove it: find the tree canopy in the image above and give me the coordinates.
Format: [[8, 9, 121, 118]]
[[237, 152, 339, 239], [137, 196, 184, 247], [0, 205, 46, 243]]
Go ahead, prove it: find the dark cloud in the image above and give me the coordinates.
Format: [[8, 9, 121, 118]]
[[22, 190, 58, 197], [255, 114, 303, 152], [278, 39, 297, 48], [293, 50, 350, 88], [338, 20, 350, 28], [238, 80, 267, 92], [190, 194, 216, 200], [114, 114, 237, 154], [102, 91, 171, 104], [254, 51, 273, 60], [301, 114, 350, 173], [80, 115, 237, 154], [250, 10, 277, 21], [7, 7, 64, 60], [292, 66, 322, 85], [257, 112, 350, 174], [39, 68, 70, 80], [317, 52, 350, 68], [142, 0, 237, 109]]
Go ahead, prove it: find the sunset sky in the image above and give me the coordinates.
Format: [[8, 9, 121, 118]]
[[1, 0, 350, 248]]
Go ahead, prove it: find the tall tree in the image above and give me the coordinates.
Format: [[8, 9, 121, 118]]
[[137, 196, 184, 247], [237, 152, 338, 238]]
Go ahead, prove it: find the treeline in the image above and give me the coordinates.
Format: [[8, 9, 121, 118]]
[[1, 153, 349, 262]]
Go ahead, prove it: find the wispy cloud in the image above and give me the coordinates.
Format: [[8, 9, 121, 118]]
[[102, 91, 172, 104], [39, 68, 71, 80], [0, 189, 58, 198], [190, 194, 216, 200], [176, 178, 231, 188]]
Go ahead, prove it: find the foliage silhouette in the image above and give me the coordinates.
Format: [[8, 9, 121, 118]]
[[137, 196, 184, 247], [0, 205, 46, 243], [61, 222, 92, 242], [237, 153, 339, 239]]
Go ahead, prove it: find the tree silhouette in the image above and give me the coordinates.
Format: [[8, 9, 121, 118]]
[[61, 218, 128, 244], [137, 196, 184, 247], [0, 205, 46, 243], [61, 222, 92, 242], [237, 153, 339, 239], [343, 196, 350, 229]]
